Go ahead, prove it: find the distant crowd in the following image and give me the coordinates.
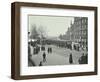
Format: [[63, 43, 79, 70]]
[[28, 39, 88, 66]]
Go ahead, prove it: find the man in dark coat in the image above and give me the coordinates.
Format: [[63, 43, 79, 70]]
[[48, 47, 50, 53], [39, 61, 43, 66], [28, 45, 31, 55], [50, 47, 52, 53], [69, 53, 73, 64], [43, 52, 46, 62]]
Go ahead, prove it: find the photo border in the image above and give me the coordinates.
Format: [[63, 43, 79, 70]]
[[11, 2, 98, 80]]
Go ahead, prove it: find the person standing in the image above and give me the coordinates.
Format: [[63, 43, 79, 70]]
[[43, 52, 46, 62], [39, 61, 43, 66], [69, 53, 73, 64], [47, 47, 50, 53], [28, 45, 31, 55], [50, 47, 52, 53]]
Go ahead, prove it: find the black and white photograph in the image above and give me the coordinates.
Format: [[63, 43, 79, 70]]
[[28, 15, 88, 67], [11, 2, 97, 79]]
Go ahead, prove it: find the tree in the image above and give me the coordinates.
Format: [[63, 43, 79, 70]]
[[38, 25, 47, 39], [30, 24, 39, 39]]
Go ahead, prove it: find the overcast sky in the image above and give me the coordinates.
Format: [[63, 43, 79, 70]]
[[28, 15, 74, 37]]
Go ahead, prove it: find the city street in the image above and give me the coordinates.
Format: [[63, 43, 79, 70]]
[[28, 44, 87, 66]]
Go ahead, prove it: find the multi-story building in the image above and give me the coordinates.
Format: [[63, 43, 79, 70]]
[[66, 17, 88, 48]]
